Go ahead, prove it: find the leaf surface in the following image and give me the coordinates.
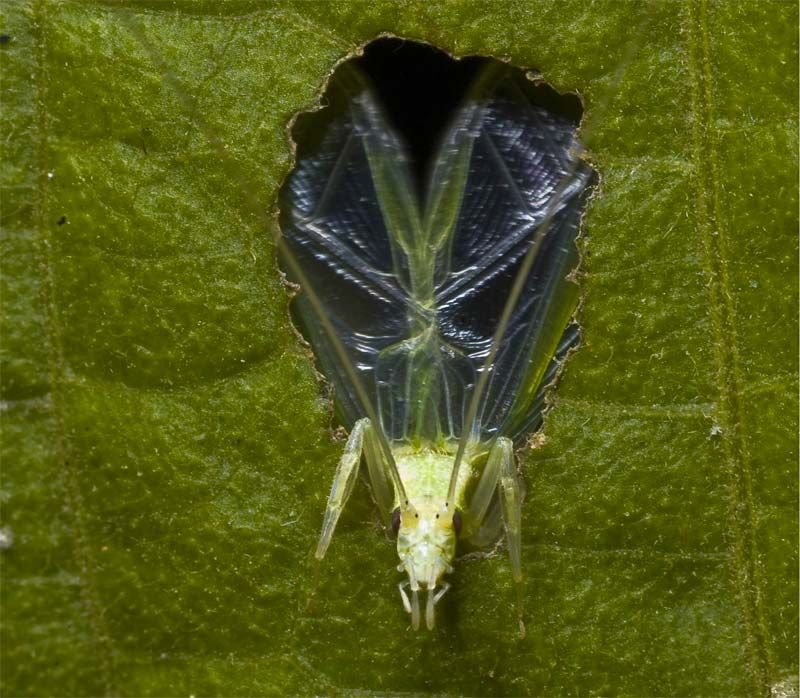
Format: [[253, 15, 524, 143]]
[[1, 1, 797, 695]]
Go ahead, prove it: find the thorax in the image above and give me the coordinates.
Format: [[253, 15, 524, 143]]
[[391, 442, 475, 510]]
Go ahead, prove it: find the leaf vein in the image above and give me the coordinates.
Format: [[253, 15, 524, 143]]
[[686, 0, 771, 692], [31, 1, 117, 691]]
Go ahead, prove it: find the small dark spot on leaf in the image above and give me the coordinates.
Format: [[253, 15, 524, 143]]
[[57, 215, 67, 226], [140, 127, 153, 155], [0, 35, 11, 46]]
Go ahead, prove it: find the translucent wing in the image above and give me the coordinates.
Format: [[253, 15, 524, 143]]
[[281, 64, 593, 447], [279, 68, 422, 434], [426, 66, 595, 442]]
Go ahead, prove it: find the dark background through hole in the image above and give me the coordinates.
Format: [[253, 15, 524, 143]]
[[354, 38, 583, 190], [354, 39, 487, 187]]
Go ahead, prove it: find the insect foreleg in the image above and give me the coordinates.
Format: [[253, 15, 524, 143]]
[[462, 437, 523, 581], [315, 417, 370, 560], [465, 497, 502, 548], [363, 422, 394, 521], [495, 437, 523, 583], [461, 438, 507, 539], [465, 438, 525, 631]]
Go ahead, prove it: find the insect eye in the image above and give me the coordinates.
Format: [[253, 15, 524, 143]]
[[391, 507, 401, 536], [452, 510, 463, 537]]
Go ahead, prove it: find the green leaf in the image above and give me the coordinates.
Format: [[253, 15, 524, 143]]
[[1, 1, 796, 695]]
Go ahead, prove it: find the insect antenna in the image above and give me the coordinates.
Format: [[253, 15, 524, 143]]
[[446, 25, 652, 507], [120, 14, 409, 504]]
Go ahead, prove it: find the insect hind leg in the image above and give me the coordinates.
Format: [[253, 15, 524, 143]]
[[315, 418, 370, 560]]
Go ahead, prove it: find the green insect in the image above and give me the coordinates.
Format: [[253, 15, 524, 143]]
[[279, 61, 594, 630]]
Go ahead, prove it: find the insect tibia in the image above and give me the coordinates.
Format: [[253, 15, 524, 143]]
[[314, 419, 369, 560]]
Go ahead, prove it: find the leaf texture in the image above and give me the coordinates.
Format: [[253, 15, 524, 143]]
[[1, 1, 797, 696]]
